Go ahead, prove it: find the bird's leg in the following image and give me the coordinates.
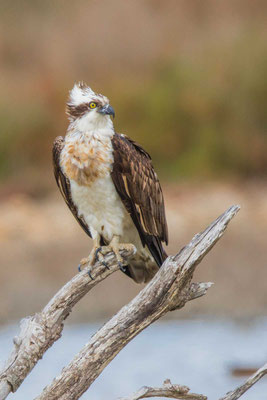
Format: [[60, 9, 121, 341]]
[[95, 235, 135, 271], [78, 235, 102, 276]]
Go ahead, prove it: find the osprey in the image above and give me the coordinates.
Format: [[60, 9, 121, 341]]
[[53, 83, 168, 283]]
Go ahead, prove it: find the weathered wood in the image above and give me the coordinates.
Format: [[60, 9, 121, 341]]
[[0, 246, 136, 400], [118, 379, 207, 400], [219, 362, 267, 400], [117, 363, 267, 400], [34, 205, 240, 400]]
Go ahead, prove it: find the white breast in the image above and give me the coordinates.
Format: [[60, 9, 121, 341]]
[[62, 128, 143, 250], [70, 175, 133, 242]]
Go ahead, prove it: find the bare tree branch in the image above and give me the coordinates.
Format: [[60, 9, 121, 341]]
[[2, 204, 265, 400], [219, 362, 267, 400], [118, 379, 207, 400], [117, 361, 267, 400], [34, 205, 240, 400], [0, 246, 136, 400]]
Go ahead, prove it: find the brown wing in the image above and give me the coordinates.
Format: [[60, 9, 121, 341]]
[[111, 133, 168, 266], [52, 136, 92, 238]]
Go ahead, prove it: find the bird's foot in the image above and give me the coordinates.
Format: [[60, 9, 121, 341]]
[[78, 256, 95, 279], [78, 239, 115, 278], [78, 243, 101, 279], [78, 236, 135, 277], [94, 247, 110, 270], [95, 241, 135, 272]]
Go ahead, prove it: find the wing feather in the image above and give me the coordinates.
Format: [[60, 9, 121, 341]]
[[111, 133, 168, 266], [52, 136, 92, 238]]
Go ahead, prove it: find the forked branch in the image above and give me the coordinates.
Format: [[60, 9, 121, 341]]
[[34, 205, 240, 400], [118, 379, 207, 400], [0, 205, 246, 400], [0, 246, 136, 399], [117, 364, 267, 400]]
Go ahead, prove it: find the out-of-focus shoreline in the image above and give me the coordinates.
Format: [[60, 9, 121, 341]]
[[1, 318, 267, 399], [0, 180, 266, 325]]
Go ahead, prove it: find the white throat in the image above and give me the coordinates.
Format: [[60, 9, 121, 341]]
[[68, 113, 114, 139]]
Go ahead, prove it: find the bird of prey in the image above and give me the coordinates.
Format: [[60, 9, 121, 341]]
[[53, 82, 168, 283]]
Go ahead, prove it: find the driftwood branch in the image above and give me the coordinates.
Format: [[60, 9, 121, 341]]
[[4, 205, 260, 400], [118, 362, 267, 400], [0, 246, 136, 399], [1, 203, 265, 400], [118, 379, 207, 400], [32, 205, 240, 400], [219, 362, 267, 400]]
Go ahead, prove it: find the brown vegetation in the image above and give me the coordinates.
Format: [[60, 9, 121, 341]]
[[0, 1, 267, 187]]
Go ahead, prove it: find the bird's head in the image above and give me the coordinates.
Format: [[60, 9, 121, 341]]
[[66, 82, 115, 130]]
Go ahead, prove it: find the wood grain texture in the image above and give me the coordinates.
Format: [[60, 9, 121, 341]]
[[34, 205, 240, 400], [0, 203, 265, 400], [0, 246, 136, 400], [118, 379, 207, 400], [219, 363, 267, 400]]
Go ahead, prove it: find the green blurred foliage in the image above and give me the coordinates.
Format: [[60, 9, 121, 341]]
[[98, 37, 267, 180], [0, 1, 266, 189]]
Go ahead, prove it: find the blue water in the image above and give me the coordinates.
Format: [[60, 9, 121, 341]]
[[0, 319, 267, 399]]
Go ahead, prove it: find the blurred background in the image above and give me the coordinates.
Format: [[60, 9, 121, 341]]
[[0, 1, 267, 399]]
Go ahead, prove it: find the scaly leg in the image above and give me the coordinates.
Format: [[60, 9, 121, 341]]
[[78, 235, 102, 277], [95, 235, 135, 271]]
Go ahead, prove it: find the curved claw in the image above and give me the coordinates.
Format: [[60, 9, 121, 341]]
[[118, 261, 126, 273], [78, 263, 94, 280], [102, 260, 110, 270], [88, 269, 95, 280], [95, 247, 103, 261], [95, 247, 110, 270]]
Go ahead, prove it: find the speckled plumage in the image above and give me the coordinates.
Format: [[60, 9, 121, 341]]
[[53, 83, 168, 283]]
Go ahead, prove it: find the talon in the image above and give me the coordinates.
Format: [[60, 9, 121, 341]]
[[95, 247, 103, 261], [79, 237, 133, 277], [78, 259, 89, 272], [94, 247, 109, 269], [88, 269, 95, 280], [118, 261, 126, 273], [102, 260, 110, 270]]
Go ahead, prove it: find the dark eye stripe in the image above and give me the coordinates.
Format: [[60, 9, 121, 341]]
[[66, 103, 88, 118], [66, 99, 102, 119]]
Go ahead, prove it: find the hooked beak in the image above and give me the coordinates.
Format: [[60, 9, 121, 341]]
[[98, 104, 115, 119]]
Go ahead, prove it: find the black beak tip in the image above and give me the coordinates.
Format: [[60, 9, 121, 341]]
[[109, 108, 115, 119], [98, 104, 115, 119]]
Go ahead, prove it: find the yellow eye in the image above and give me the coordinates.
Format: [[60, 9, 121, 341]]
[[89, 102, 97, 109]]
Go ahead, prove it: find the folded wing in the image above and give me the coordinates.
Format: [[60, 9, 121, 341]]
[[111, 133, 168, 266], [52, 136, 92, 238]]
